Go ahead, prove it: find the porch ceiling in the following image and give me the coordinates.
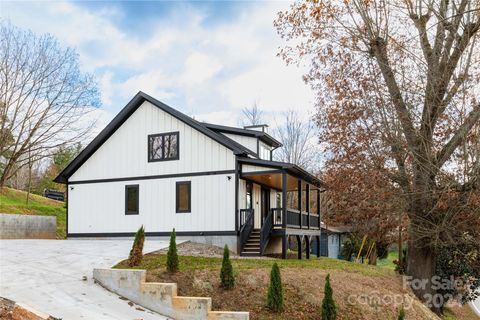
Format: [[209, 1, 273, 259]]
[[242, 173, 319, 192], [238, 157, 324, 188]]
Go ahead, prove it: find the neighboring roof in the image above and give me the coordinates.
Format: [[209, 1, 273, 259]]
[[320, 222, 352, 234], [54, 91, 251, 184], [202, 123, 282, 149], [238, 157, 324, 188]]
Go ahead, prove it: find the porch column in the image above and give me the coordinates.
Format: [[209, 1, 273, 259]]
[[282, 235, 287, 259], [298, 179, 302, 229], [297, 235, 302, 259], [306, 236, 311, 259], [282, 172, 287, 228], [317, 189, 321, 228], [306, 183, 310, 229]]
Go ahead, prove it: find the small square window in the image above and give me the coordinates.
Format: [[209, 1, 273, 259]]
[[148, 132, 179, 162], [125, 185, 139, 215], [176, 181, 191, 213]]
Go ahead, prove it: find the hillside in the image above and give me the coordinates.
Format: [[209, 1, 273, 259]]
[[116, 242, 472, 320], [0, 187, 66, 239]]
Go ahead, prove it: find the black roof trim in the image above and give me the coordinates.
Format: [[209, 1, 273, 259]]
[[238, 157, 324, 187], [54, 91, 248, 184], [202, 123, 282, 148]]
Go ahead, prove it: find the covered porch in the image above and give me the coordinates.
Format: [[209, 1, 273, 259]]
[[237, 158, 324, 259]]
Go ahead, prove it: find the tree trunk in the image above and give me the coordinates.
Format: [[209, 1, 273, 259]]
[[406, 164, 442, 313], [368, 247, 378, 265], [407, 237, 439, 313]]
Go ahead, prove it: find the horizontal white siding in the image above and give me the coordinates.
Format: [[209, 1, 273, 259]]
[[223, 133, 258, 154], [70, 101, 236, 182], [68, 173, 235, 234]]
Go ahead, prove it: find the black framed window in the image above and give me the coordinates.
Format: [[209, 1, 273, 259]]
[[176, 181, 191, 213], [125, 185, 139, 215], [148, 132, 179, 162]]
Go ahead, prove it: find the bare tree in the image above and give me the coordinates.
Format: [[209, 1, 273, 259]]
[[0, 22, 99, 188], [273, 110, 318, 170], [241, 102, 264, 126]]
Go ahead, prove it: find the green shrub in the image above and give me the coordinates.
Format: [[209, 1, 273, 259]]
[[397, 307, 405, 320], [220, 245, 235, 289], [128, 225, 145, 267], [266, 263, 284, 312], [166, 228, 179, 272], [321, 273, 337, 320]]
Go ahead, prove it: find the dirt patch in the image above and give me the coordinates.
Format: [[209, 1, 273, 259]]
[[146, 263, 438, 320], [0, 297, 15, 320], [154, 241, 229, 258], [0, 296, 57, 320], [444, 302, 480, 320]]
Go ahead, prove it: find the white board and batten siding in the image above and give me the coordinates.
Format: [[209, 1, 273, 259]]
[[71, 101, 235, 181], [68, 101, 236, 234], [223, 133, 258, 155]]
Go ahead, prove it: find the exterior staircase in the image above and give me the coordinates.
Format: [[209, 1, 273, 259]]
[[241, 229, 261, 256]]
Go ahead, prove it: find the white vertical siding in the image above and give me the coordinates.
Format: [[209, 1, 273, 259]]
[[223, 133, 258, 154], [270, 190, 280, 208], [68, 173, 235, 233], [70, 101, 236, 182], [238, 179, 246, 210]]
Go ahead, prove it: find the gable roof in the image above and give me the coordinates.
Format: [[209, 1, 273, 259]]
[[54, 91, 251, 183], [202, 123, 282, 149]]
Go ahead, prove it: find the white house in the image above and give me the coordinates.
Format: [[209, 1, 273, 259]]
[[55, 92, 323, 257]]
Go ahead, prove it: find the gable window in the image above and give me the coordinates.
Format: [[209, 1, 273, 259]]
[[125, 185, 139, 215], [148, 132, 179, 162], [176, 181, 191, 213]]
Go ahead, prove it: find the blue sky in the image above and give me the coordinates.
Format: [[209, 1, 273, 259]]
[[1, 0, 314, 132]]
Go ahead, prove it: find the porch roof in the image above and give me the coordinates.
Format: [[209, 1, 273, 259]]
[[238, 157, 324, 188]]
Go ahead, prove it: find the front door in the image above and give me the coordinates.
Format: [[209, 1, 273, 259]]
[[261, 187, 270, 227]]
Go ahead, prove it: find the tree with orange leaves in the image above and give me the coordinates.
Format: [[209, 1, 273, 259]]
[[276, 0, 480, 313]]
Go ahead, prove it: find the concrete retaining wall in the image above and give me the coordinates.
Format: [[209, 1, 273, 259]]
[[93, 268, 249, 320], [0, 213, 56, 239]]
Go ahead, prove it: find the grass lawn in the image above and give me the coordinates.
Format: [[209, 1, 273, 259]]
[[115, 250, 440, 320], [378, 249, 399, 270], [0, 187, 66, 239]]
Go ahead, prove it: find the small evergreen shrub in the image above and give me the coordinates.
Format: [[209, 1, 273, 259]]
[[128, 225, 145, 267], [266, 263, 284, 312], [166, 228, 179, 272], [321, 273, 337, 320], [220, 245, 235, 289], [397, 307, 405, 320]]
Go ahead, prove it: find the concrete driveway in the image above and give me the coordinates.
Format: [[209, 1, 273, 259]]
[[0, 239, 170, 319]]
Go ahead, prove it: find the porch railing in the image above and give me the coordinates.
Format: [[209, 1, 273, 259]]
[[270, 208, 320, 230], [239, 209, 254, 250], [260, 210, 273, 254], [310, 214, 320, 229]]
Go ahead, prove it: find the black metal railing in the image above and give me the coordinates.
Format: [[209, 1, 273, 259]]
[[286, 209, 300, 227], [310, 214, 320, 229], [263, 208, 320, 230], [239, 209, 254, 250], [260, 210, 274, 254], [302, 212, 309, 227]]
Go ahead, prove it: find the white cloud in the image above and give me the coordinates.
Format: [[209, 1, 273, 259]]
[[2, 0, 315, 133]]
